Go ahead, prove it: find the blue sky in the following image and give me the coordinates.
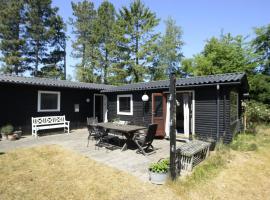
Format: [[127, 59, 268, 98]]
[[52, 0, 270, 79]]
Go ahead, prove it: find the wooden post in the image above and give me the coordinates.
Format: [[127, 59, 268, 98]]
[[169, 73, 177, 180]]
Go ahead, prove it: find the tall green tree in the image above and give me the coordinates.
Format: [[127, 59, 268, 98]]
[[252, 24, 270, 75], [41, 14, 67, 79], [25, 0, 60, 77], [117, 0, 159, 83], [95, 1, 116, 84], [70, 0, 97, 82], [182, 33, 253, 76], [250, 24, 270, 104], [150, 17, 184, 80], [0, 0, 27, 75]]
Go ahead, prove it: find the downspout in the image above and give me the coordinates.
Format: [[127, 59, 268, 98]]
[[216, 84, 220, 142]]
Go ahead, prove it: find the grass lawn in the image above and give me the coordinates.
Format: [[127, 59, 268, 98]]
[[0, 145, 176, 200], [168, 125, 270, 200], [1, 125, 270, 200]]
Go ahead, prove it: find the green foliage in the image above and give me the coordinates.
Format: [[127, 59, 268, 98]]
[[245, 100, 270, 124], [150, 17, 184, 80], [182, 33, 253, 76], [41, 14, 67, 79], [70, 0, 97, 83], [117, 0, 160, 83], [0, 0, 27, 75], [149, 159, 169, 173], [248, 72, 270, 104], [1, 124, 14, 135], [0, 0, 66, 78], [25, 0, 65, 77], [252, 24, 270, 75], [95, 1, 117, 84], [178, 146, 230, 188], [230, 133, 258, 151]]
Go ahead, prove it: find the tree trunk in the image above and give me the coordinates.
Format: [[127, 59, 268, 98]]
[[64, 41, 66, 80], [82, 44, 86, 68], [134, 21, 139, 82], [34, 40, 39, 77], [104, 48, 108, 84]]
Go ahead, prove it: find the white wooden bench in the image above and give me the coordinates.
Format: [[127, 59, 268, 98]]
[[32, 115, 70, 137]]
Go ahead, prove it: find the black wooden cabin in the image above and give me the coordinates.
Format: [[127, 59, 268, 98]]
[[101, 73, 249, 143], [0, 72, 248, 143]]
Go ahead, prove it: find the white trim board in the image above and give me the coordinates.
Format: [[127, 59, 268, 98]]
[[37, 90, 61, 112], [165, 90, 195, 137]]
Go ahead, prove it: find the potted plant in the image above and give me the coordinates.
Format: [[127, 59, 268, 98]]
[[148, 158, 169, 185], [1, 124, 14, 140]]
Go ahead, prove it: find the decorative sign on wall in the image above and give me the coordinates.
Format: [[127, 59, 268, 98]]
[[74, 104, 79, 112]]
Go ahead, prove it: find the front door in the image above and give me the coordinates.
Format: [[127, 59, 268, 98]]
[[176, 92, 193, 137], [183, 93, 190, 136], [94, 95, 104, 122], [152, 93, 166, 137]]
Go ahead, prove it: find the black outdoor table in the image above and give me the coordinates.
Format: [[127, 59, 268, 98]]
[[96, 122, 147, 151]]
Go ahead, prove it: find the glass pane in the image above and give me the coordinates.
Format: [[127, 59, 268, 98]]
[[40, 93, 58, 110], [119, 97, 131, 112], [154, 96, 163, 117], [230, 92, 238, 123]]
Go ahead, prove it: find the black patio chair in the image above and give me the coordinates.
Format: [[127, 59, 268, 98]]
[[86, 117, 98, 147], [133, 123, 158, 156]]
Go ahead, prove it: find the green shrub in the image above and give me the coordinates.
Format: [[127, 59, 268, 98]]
[[230, 133, 258, 151], [149, 159, 169, 173], [1, 124, 14, 135], [246, 100, 270, 125]]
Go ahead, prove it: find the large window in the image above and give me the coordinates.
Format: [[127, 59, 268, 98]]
[[117, 94, 133, 115], [38, 91, 60, 112], [230, 91, 238, 123]]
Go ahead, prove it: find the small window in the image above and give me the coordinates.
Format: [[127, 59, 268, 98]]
[[38, 91, 60, 112], [230, 91, 238, 123], [117, 94, 133, 115]]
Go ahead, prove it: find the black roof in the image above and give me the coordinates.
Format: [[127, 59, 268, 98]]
[[0, 74, 114, 90], [0, 72, 248, 92], [102, 72, 248, 92]]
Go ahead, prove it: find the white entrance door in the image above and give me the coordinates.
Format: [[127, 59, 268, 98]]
[[183, 93, 190, 137]]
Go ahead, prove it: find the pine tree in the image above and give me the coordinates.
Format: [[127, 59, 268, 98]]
[[69, 0, 97, 83], [117, 0, 159, 83], [95, 1, 116, 84], [0, 0, 27, 75], [41, 14, 66, 79], [252, 24, 270, 75], [150, 17, 184, 80], [25, 0, 59, 77]]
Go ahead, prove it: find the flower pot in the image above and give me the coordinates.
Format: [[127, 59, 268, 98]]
[[149, 171, 168, 185]]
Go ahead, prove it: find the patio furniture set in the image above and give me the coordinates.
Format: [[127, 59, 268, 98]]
[[86, 117, 158, 155]]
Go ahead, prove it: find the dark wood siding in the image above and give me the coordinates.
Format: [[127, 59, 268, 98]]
[[105, 85, 242, 143], [194, 86, 218, 140], [0, 83, 97, 133], [106, 91, 152, 126]]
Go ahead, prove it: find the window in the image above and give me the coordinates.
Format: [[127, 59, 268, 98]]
[[117, 94, 133, 115], [38, 91, 60, 112], [230, 91, 238, 123]]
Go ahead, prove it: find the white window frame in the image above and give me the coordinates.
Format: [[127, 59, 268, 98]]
[[117, 94, 133, 115], [37, 90, 61, 112]]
